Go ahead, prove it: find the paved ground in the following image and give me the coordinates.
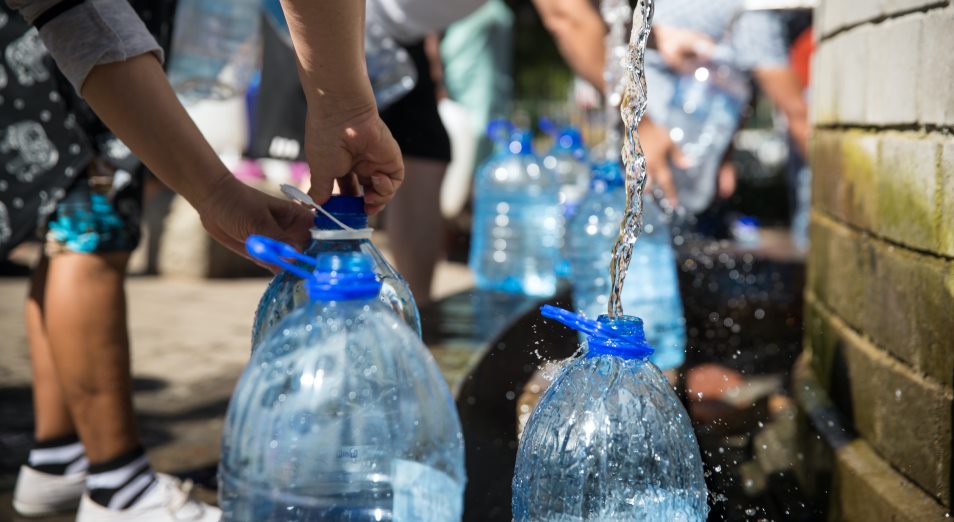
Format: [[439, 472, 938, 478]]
[[0, 253, 474, 521]]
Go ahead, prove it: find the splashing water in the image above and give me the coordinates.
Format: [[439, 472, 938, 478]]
[[607, 0, 654, 318]]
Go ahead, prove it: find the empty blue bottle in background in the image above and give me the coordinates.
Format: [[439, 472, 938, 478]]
[[167, 0, 261, 100], [513, 306, 708, 521], [539, 118, 591, 221], [470, 121, 561, 296], [251, 195, 421, 349], [223, 238, 465, 521], [565, 161, 687, 370]]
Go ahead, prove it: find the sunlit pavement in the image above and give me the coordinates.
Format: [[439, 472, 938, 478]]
[[0, 257, 474, 521]]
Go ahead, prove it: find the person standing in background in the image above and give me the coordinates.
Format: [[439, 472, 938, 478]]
[[438, 0, 515, 217], [368, 0, 487, 303], [4, 0, 404, 519]]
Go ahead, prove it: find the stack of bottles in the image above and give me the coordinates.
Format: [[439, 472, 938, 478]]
[[664, 50, 751, 215], [222, 237, 465, 521], [251, 195, 421, 348], [513, 305, 708, 521], [565, 161, 688, 371], [470, 121, 561, 297]]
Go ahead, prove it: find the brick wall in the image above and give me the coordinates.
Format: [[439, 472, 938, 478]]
[[798, 0, 954, 519]]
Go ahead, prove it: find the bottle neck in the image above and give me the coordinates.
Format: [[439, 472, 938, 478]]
[[310, 228, 374, 241]]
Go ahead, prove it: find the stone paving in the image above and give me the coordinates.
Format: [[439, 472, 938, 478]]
[[0, 257, 473, 521]]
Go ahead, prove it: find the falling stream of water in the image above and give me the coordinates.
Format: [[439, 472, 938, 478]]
[[607, 0, 654, 318]]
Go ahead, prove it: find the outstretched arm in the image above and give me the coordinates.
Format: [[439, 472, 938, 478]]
[[280, 0, 405, 215], [81, 54, 313, 255]]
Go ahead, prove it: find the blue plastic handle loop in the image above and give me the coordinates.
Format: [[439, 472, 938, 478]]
[[541, 305, 620, 340], [245, 235, 315, 279], [540, 305, 654, 359]]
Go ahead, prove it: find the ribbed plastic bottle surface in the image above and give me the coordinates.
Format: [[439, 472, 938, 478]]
[[565, 162, 687, 370], [224, 250, 464, 521], [513, 311, 708, 521]]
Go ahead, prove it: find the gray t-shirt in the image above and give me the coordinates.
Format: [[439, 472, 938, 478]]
[[6, 0, 163, 92]]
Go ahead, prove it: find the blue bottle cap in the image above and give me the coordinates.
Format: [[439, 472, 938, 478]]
[[314, 195, 369, 230], [555, 128, 587, 161], [540, 305, 654, 359], [306, 253, 382, 301], [245, 236, 382, 301], [590, 160, 625, 188], [509, 129, 535, 156]]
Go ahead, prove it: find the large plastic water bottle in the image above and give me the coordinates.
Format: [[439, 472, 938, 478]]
[[513, 306, 708, 521], [539, 119, 591, 220], [251, 195, 421, 349], [222, 238, 465, 521], [261, 0, 417, 110], [565, 161, 687, 370], [665, 52, 751, 214], [470, 121, 561, 296], [167, 0, 261, 101]]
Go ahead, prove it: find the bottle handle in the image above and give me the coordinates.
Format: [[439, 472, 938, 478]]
[[245, 235, 316, 279]]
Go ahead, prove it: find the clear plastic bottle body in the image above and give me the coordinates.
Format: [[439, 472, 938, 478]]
[[470, 150, 562, 297], [512, 350, 708, 521], [565, 177, 687, 370], [251, 236, 421, 349], [260, 1, 416, 110], [666, 57, 751, 214], [167, 0, 261, 101], [222, 299, 464, 521]]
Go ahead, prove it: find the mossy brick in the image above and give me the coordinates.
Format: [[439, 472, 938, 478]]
[[876, 133, 939, 253], [812, 130, 879, 229], [918, 10, 954, 125], [807, 214, 872, 334], [810, 213, 954, 387], [866, 15, 922, 125], [805, 297, 839, 391], [822, 307, 953, 505], [940, 141, 954, 257], [834, 440, 951, 520]]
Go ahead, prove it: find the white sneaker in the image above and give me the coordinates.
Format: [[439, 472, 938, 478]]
[[76, 473, 222, 521], [13, 465, 86, 516]]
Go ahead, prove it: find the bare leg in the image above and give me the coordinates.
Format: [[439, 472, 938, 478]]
[[44, 252, 140, 464], [385, 157, 447, 304], [26, 258, 76, 441]]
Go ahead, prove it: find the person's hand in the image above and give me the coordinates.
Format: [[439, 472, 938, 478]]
[[304, 102, 404, 215], [195, 175, 313, 264], [639, 118, 689, 207], [653, 24, 716, 73], [717, 158, 737, 200]]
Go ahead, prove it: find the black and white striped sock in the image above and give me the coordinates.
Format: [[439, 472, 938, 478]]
[[86, 447, 157, 510], [28, 433, 89, 475]]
